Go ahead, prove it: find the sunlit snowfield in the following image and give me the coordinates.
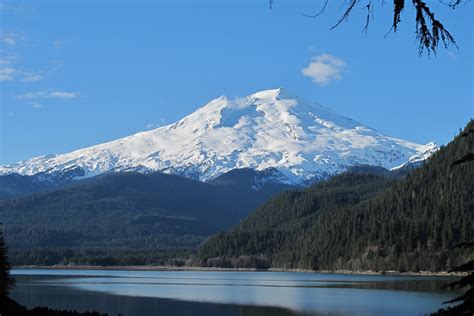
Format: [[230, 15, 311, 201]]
[[10, 269, 458, 316]]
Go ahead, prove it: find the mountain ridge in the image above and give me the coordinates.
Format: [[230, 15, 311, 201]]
[[0, 169, 291, 265], [197, 120, 474, 272], [0, 88, 437, 184]]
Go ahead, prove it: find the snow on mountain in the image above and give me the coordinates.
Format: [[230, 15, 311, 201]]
[[0, 88, 438, 185], [391, 141, 439, 170]]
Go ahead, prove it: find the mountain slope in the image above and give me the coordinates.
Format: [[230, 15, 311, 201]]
[[0, 171, 290, 266], [0, 167, 85, 200], [0, 89, 437, 184], [197, 120, 474, 272]]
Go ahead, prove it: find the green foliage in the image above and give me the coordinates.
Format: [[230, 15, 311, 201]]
[[198, 120, 474, 272]]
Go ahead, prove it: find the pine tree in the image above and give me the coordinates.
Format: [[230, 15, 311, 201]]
[[0, 223, 13, 297], [432, 242, 474, 315]]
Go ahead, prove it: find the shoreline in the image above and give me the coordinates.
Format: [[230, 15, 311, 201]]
[[11, 265, 465, 276]]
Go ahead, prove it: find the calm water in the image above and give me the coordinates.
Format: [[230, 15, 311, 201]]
[[10, 269, 459, 316]]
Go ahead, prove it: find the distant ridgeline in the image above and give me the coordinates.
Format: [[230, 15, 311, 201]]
[[197, 121, 474, 272], [0, 169, 290, 266]]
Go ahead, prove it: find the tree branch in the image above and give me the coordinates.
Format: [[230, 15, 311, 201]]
[[300, 0, 329, 19], [330, 0, 359, 30], [268, 0, 466, 55]]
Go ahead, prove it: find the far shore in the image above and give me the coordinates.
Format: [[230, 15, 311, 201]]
[[11, 265, 465, 277]]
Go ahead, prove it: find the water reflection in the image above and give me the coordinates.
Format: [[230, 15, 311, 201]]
[[10, 270, 459, 316]]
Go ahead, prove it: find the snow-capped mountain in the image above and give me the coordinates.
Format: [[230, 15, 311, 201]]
[[0, 88, 438, 185]]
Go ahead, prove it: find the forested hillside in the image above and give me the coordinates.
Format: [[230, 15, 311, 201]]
[[197, 120, 474, 272], [0, 167, 85, 200], [0, 171, 289, 266]]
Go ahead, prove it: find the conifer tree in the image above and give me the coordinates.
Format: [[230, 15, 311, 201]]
[[432, 242, 474, 315], [0, 223, 13, 297]]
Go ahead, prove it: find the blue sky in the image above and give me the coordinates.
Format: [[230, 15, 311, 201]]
[[1, 0, 472, 165]]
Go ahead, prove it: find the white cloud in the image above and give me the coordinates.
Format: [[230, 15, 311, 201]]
[[302, 54, 346, 86], [0, 54, 46, 82], [0, 54, 19, 65], [0, 3, 30, 12], [1, 33, 21, 46], [2, 36, 16, 46], [17, 90, 79, 99], [17, 92, 41, 99], [30, 102, 45, 109], [49, 91, 77, 98], [0, 65, 44, 82], [21, 73, 43, 82], [0, 67, 15, 81]]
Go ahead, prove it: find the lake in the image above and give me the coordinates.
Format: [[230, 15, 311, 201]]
[[10, 269, 459, 316]]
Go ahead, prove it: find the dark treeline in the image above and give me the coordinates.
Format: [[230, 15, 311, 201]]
[[1, 223, 111, 315], [197, 120, 474, 272], [0, 170, 288, 266], [8, 247, 193, 267]]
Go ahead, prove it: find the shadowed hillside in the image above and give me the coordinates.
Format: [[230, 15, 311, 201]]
[[0, 170, 289, 266], [197, 120, 474, 272]]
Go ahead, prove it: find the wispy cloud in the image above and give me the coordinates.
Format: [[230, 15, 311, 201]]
[[0, 52, 44, 82], [1, 35, 16, 46], [49, 91, 77, 98], [17, 90, 79, 100], [0, 32, 23, 46], [302, 54, 346, 86], [0, 67, 15, 81], [21, 73, 43, 82], [0, 2, 32, 12], [29, 102, 45, 109], [0, 68, 44, 82], [0, 54, 19, 65], [16, 91, 45, 99]]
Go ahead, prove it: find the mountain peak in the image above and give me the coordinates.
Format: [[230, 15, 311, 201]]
[[251, 88, 285, 99], [0, 89, 437, 184]]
